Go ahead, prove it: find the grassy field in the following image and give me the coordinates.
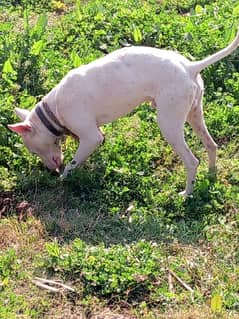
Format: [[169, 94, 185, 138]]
[[0, 0, 239, 318]]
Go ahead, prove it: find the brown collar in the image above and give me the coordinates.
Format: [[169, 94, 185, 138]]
[[36, 101, 73, 137]]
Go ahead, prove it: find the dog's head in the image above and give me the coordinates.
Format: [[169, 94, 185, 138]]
[[8, 107, 63, 171]]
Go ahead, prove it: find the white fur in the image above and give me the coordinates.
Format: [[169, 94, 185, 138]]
[[9, 30, 239, 195]]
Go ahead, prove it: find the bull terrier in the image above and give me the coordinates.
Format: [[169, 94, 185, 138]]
[[8, 29, 239, 196]]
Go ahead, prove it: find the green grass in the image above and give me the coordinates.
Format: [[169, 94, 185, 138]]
[[0, 0, 239, 318]]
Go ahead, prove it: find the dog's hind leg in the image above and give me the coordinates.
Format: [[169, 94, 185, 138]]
[[187, 101, 217, 170], [155, 98, 199, 196]]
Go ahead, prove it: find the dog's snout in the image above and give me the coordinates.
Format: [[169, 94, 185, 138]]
[[52, 156, 62, 168]]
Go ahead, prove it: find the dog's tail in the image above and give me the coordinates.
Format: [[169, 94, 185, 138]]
[[189, 28, 239, 76]]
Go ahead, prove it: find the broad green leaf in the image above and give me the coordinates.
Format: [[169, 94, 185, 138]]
[[132, 27, 142, 43], [75, 0, 82, 19], [51, 1, 67, 14], [2, 59, 14, 74], [36, 13, 47, 33], [23, 8, 29, 32], [76, 0, 81, 9], [195, 5, 203, 15], [30, 40, 44, 55], [233, 3, 239, 16], [71, 52, 82, 67], [211, 293, 223, 312], [31, 13, 48, 38], [225, 23, 238, 43], [2, 277, 9, 287], [185, 20, 194, 33]]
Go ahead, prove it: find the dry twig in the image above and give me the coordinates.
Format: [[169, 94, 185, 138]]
[[167, 269, 175, 293], [32, 277, 75, 293], [169, 270, 194, 293]]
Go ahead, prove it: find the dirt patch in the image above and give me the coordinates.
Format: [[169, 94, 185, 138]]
[[47, 307, 135, 319], [0, 191, 33, 220], [0, 191, 16, 217]]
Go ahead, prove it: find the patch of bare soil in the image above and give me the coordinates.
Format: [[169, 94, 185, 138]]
[[0, 191, 45, 250], [46, 299, 136, 319], [0, 191, 33, 220], [47, 308, 135, 319]]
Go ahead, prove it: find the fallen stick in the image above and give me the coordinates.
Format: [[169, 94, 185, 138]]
[[32, 280, 60, 293], [33, 277, 75, 293], [169, 270, 194, 293], [167, 269, 175, 293]]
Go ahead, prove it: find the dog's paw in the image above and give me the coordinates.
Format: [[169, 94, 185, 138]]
[[60, 167, 71, 179], [178, 190, 193, 198], [179, 190, 187, 197], [60, 160, 78, 180], [60, 173, 66, 181]]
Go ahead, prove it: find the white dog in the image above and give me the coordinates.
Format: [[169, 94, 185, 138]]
[[8, 30, 239, 195]]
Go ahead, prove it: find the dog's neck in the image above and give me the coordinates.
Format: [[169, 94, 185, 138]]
[[35, 101, 65, 136], [26, 87, 64, 136], [29, 89, 77, 139], [43, 87, 59, 118]]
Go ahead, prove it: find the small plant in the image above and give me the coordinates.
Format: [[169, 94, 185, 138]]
[[45, 240, 164, 297], [0, 249, 18, 287], [2, 3, 47, 94]]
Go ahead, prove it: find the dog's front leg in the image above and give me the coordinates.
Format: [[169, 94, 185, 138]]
[[61, 127, 104, 178]]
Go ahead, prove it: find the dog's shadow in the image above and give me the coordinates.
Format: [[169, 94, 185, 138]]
[[18, 165, 223, 247]]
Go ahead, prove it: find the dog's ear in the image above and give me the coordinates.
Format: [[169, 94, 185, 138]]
[[8, 122, 32, 134], [15, 107, 30, 121]]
